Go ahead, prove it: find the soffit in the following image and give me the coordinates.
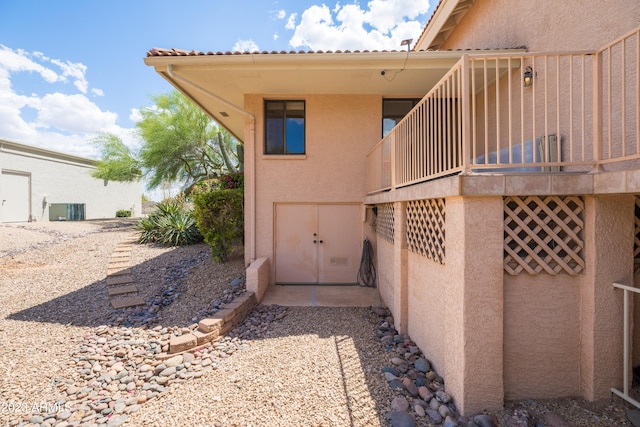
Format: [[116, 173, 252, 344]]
[[144, 48, 516, 142]]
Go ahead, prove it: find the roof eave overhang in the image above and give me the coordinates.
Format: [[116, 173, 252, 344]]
[[144, 48, 522, 142], [416, 0, 475, 50]]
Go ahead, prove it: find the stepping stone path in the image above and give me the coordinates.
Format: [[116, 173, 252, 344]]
[[107, 237, 144, 309]]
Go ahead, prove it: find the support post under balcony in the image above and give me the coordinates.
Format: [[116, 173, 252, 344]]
[[460, 54, 472, 174], [592, 51, 604, 172]]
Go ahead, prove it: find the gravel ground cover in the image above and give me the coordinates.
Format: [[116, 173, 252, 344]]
[[1, 220, 639, 427]]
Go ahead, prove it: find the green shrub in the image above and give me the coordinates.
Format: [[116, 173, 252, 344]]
[[135, 196, 202, 246], [116, 209, 132, 217], [193, 188, 243, 262], [191, 172, 244, 195]]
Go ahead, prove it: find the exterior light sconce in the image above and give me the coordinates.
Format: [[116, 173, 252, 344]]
[[381, 39, 413, 80], [523, 66, 535, 87], [400, 38, 413, 52]]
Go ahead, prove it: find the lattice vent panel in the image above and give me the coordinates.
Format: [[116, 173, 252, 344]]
[[635, 196, 640, 274], [376, 203, 395, 243], [504, 196, 584, 275], [406, 199, 445, 264]]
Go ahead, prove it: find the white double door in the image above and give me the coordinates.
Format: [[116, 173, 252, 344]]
[[275, 203, 361, 285]]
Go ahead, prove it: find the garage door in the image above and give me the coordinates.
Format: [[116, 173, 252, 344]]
[[1, 171, 30, 223]]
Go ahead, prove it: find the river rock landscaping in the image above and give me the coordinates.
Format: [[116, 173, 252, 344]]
[[1, 221, 638, 427]]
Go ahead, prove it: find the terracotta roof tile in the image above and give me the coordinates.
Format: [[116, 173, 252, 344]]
[[146, 46, 513, 57], [146, 47, 410, 57]]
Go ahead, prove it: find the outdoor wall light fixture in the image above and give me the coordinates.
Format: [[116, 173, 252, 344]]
[[400, 38, 413, 51], [381, 39, 413, 79], [523, 66, 535, 87]]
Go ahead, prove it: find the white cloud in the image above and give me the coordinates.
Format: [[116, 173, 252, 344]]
[[276, 9, 286, 19], [274, 32, 280, 41], [0, 45, 59, 89], [0, 45, 132, 158], [285, 13, 298, 30], [34, 93, 117, 134], [233, 39, 260, 52], [288, 0, 430, 51], [50, 58, 88, 94], [129, 108, 142, 123]]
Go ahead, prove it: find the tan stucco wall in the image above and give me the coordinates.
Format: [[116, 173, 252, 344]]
[[244, 94, 380, 277], [407, 250, 448, 380], [436, 0, 640, 52], [503, 274, 581, 399], [405, 196, 504, 415], [376, 236, 395, 311], [580, 194, 633, 400]]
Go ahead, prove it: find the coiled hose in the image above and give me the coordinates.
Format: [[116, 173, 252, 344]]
[[357, 238, 376, 287]]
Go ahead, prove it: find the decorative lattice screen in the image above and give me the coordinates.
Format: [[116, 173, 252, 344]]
[[376, 203, 395, 243], [635, 196, 640, 273], [406, 199, 445, 264], [504, 196, 584, 275]]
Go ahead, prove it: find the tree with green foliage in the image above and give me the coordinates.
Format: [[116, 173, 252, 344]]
[[92, 91, 242, 192], [91, 133, 141, 181]]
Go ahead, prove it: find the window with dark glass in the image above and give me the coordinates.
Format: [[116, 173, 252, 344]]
[[265, 100, 305, 154], [382, 98, 420, 137]]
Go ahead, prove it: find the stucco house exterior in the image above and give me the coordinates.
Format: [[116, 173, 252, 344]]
[[0, 139, 142, 223], [144, 0, 640, 415]]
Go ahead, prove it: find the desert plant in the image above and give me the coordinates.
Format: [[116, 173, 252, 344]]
[[136, 214, 163, 244], [135, 196, 202, 246], [159, 210, 202, 246]]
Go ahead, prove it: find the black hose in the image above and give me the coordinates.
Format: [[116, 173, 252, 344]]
[[357, 238, 376, 287]]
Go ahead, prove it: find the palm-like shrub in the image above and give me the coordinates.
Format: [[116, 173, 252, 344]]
[[135, 196, 203, 246], [136, 214, 162, 244], [159, 210, 202, 246]]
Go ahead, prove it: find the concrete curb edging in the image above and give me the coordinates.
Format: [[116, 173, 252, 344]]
[[165, 291, 258, 355]]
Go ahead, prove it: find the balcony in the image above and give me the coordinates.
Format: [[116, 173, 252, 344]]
[[367, 27, 640, 194]]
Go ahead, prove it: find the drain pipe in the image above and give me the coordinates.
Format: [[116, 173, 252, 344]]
[[167, 65, 258, 263]]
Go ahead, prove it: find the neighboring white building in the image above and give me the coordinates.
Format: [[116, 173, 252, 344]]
[[0, 139, 142, 223]]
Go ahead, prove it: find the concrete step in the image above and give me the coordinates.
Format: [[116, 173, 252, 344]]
[[107, 285, 139, 297], [107, 275, 133, 286], [108, 267, 132, 276], [111, 296, 145, 309], [113, 247, 133, 253], [108, 263, 130, 269]]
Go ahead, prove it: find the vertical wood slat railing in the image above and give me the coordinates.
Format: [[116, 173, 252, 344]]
[[366, 26, 640, 194], [612, 282, 640, 409]]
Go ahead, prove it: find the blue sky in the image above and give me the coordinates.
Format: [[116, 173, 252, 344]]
[[0, 0, 434, 194]]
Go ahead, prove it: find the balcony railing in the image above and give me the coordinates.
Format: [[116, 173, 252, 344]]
[[367, 27, 640, 194]]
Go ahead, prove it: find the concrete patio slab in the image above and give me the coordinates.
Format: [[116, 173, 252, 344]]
[[260, 284, 382, 307]]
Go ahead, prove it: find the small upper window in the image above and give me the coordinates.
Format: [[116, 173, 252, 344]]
[[383, 98, 420, 137], [265, 100, 305, 154]]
